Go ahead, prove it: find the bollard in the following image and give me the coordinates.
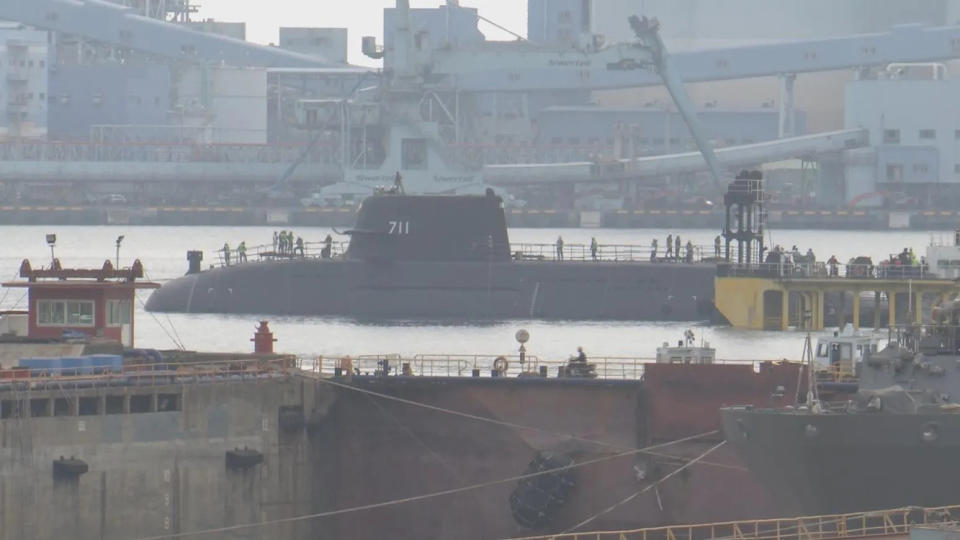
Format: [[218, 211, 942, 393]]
[[251, 321, 276, 354], [472, 368, 481, 377], [539, 365, 548, 377]]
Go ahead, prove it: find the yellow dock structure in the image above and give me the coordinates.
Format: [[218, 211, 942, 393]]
[[715, 265, 959, 331]]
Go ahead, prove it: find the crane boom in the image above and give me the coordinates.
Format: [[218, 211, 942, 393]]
[[630, 16, 723, 188]]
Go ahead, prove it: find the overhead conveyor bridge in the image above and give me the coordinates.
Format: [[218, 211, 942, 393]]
[[483, 129, 869, 185], [443, 23, 960, 92]]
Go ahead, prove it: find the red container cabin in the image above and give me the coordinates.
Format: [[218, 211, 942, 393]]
[[3, 259, 159, 347]]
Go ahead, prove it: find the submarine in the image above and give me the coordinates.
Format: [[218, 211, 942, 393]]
[[144, 189, 717, 321]]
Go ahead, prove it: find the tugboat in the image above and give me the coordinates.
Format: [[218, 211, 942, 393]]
[[145, 188, 717, 321], [813, 323, 884, 378], [721, 296, 960, 516], [656, 329, 717, 364]]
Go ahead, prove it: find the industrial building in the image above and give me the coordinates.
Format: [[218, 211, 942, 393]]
[[0, 24, 48, 139], [0, 0, 957, 214]]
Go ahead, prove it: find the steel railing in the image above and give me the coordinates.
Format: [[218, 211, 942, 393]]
[[301, 354, 766, 381], [510, 242, 713, 263], [216, 240, 350, 266], [718, 262, 937, 280], [0, 139, 656, 167], [512, 504, 960, 540], [0, 357, 297, 393], [0, 139, 343, 164], [212, 241, 719, 267]]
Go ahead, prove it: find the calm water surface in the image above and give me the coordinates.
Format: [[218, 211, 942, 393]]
[[0, 225, 943, 361]]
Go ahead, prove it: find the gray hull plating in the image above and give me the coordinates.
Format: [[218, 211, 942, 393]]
[[721, 408, 960, 515], [145, 259, 717, 321]]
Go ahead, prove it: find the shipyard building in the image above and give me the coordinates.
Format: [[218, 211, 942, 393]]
[[0, 0, 959, 214]]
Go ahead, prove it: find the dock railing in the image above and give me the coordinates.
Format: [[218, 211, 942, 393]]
[[0, 356, 298, 393], [718, 262, 936, 280], [512, 504, 960, 540], [302, 354, 766, 381]]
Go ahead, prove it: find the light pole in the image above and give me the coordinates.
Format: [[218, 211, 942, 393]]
[[115, 235, 125, 269], [45, 233, 56, 267], [515, 328, 529, 372]]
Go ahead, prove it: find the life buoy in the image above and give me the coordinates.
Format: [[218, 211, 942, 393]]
[[493, 356, 509, 374]]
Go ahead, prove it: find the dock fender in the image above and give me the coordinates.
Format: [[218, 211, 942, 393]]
[[226, 447, 264, 470], [278, 405, 305, 432], [509, 451, 577, 529], [53, 456, 89, 479]]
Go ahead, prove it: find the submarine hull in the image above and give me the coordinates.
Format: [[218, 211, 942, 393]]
[[145, 259, 716, 321], [721, 408, 960, 516]]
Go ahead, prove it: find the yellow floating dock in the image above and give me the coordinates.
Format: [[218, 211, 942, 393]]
[[715, 269, 958, 331]]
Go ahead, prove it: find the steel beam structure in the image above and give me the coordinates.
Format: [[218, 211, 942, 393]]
[[0, 0, 331, 67], [435, 24, 960, 92]]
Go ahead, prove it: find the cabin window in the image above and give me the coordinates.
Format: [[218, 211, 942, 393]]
[[37, 300, 94, 327], [38, 300, 65, 325], [107, 299, 131, 327]]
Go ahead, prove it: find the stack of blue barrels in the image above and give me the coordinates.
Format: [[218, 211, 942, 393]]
[[19, 355, 123, 376]]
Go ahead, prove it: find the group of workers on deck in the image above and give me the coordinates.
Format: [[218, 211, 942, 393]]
[[651, 234, 696, 263], [220, 233, 336, 266], [273, 230, 305, 257], [553, 236, 603, 261], [759, 244, 928, 279], [550, 234, 706, 263], [221, 241, 247, 266]]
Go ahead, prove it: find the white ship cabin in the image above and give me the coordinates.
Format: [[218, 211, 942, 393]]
[[814, 324, 883, 377], [656, 331, 716, 364], [927, 229, 960, 279]]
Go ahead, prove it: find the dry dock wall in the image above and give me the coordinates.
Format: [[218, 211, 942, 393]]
[[0, 373, 783, 540], [0, 376, 334, 540]]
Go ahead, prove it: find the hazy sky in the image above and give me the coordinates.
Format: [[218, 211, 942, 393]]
[[195, 0, 527, 65]]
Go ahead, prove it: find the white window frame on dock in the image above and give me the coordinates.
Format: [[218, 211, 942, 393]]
[[106, 299, 131, 327], [37, 299, 95, 327]]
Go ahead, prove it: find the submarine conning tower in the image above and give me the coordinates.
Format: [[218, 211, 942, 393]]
[[344, 189, 512, 263]]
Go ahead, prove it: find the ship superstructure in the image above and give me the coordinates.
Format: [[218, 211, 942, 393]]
[[722, 298, 960, 516]]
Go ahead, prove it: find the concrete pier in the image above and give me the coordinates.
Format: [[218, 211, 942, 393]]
[[0, 377, 334, 540], [0, 366, 798, 540]]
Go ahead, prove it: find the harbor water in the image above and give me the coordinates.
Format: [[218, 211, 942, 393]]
[[0, 225, 948, 361]]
